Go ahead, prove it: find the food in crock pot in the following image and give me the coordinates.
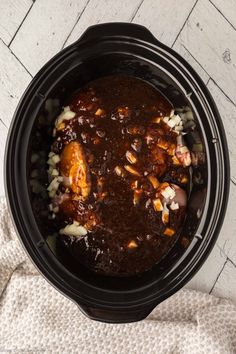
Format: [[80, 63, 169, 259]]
[[47, 75, 194, 276]]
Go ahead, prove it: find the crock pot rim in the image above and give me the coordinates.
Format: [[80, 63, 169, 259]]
[[4, 23, 230, 321]]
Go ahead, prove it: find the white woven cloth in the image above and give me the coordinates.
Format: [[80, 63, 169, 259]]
[[0, 198, 236, 354]]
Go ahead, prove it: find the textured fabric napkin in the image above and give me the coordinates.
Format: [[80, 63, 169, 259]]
[[0, 198, 236, 354]]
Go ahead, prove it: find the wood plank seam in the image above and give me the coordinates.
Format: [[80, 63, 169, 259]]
[[216, 242, 231, 265], [0, 38, 33, 78], [209, 258, 227, 293], [231, 179, 236, 187], [209, 0, 236, 31], [206, 77, 210, 86], [215, 242, 236, 270], [171, 0, 199, 48], [209, 77, 236, 109], [210, 257, 236, 296], [181, 43, 211, 80], [130, 0, 145, 22], [61, 0, 90, 49], [0, 37, 8, 49], [229, 257, 236, 268], [178, 0, 236, 104], [8, 1, 35, 48], [181, 44, 236, 110], [63, 0, 146, 48], [0, 118, 7, 128]]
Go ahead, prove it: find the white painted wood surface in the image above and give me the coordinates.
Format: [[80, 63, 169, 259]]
[[178, 0, 236, 103], [0, 0, 236, 302], [65, 0, 142, 47], [0, 40, 32, 128], [0, 39, 31, 195], [133, 0, 196, 47], [216, 182, 236, 264], [0, 0, 32, 45], [173, 39, 210, 84], [207, 79, 236, 184], [211, 0, 236, 29], [186, 244, 226, 293], [10, 0, 88, 75], [212, 259, 236, 302], [0, 121, 8, 196]]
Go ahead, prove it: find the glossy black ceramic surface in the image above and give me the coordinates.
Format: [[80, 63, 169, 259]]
[[5, 23, 229, 323]]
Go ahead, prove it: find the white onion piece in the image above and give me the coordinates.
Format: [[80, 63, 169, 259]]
[[47, 154, 60, 167], [170, 109, 175, 117], [52, 154, 60, 164], [55, 108, 76, 128], [185, 110, 194, 120], [59, 221, 87, 238], [51, 168, 59, 177], [167, 118, 176, 128], [47, 177, 60, 192], [49, 190, 56, 198], [161, 186, 176, 200], [179, 146, 189, 154], [163, 117, 169, 124], [31, 153, 39, 163], [170, 201, 179, 210], [162, 203, 169, 224], [174, 125, 183, 132]]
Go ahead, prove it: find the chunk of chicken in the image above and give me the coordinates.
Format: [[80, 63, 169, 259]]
[[60, 141, 91, 198]]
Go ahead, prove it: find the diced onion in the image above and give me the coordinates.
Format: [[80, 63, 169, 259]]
[[170, 201, 179, 210], [174, 125, 183, 132], [185, 111, 194, 120], [57, 176, 63, 182], [31, 153, 39, 163], [167, 118, 176, 128], [59, 221, 87, 237], [162, 203, 169, 224], [51, 169, 59, 176], [47, 177, 60, 192], [49, 190, 56, 198], [52, 154, 60, 164], [161, 186, 176, 200], [55, 108, 76, 128], [170, 109, 175, 117], [163, 117, 169, 124], [179, 146, 189, 154]]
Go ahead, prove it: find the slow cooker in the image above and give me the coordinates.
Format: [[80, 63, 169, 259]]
[[5, 23, 230, 323]]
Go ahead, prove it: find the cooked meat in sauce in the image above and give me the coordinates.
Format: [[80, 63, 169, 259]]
[[47, 75, 192, 276]]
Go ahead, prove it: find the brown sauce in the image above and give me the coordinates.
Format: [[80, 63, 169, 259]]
[[50, 75, 190, 276]]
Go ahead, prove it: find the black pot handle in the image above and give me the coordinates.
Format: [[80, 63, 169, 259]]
[[79, 303, 155, 323], [78, 22, 158, 45]]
